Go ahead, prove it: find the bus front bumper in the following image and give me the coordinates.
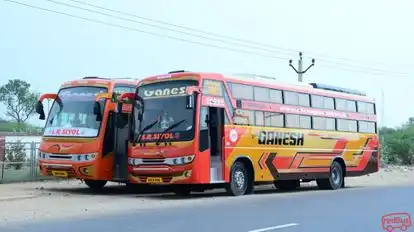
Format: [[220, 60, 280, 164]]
[[38, 160, 98, 179], [128, 164, 193, 184]]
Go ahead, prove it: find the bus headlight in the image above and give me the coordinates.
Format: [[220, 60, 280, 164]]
[[77, 153, 98, 162], [167, 155, 195, 165]]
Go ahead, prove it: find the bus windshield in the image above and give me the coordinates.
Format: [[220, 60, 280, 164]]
[[43, 86, 107, 138], [135, 80, 198, 142]]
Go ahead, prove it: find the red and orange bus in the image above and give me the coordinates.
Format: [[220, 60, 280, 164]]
[[36, 77, 137, 190], [118, 71, 379, 196]]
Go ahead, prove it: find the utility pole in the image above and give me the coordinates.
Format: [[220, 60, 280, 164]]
[[289, 52, 315, 82]]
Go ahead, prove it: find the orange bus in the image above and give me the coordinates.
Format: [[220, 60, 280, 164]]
[[36, 77, 137, 190], [119, 71, 379, 196]]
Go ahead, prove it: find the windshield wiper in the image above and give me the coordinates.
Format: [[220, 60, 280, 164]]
[[133, 118, 159, 145], [155, 119, 186, 145]]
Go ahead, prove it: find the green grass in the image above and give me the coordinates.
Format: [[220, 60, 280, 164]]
[[0, 121, 42, 133]]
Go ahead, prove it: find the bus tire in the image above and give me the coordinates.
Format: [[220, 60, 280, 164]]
[[274, 180, 300, 190], [84, 180, 107, 191], [226, 161, 251, 196], [316, 161, 344, 190]]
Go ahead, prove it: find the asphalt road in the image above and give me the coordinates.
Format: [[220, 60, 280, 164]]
[[2, 185, 414, 232]]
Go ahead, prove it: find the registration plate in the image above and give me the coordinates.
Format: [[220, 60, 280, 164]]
[[146, 177, 163, 184], [51, 170, 68, 177]]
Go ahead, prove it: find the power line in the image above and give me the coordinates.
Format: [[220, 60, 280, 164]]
[[60, 0, 414, 77], [4, 0, 414, 78], [65, 0, 405, 72], [66, 0, 300, 55], [45, 0, 296, 57], [3, 0, 290, 61]]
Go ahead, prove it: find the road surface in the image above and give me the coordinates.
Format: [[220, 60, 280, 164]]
[[2, 185, 413, 232]]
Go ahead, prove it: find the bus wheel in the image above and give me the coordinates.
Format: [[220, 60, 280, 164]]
[[172, 185, 191, 196], [316, 161, 344, 190], [274, 180, 300, 191], [84, 180, 107, 191], [226, 161, 250, 196]]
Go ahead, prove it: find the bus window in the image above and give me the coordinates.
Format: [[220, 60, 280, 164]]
[[337, 119, 357, 132], [298, 93, 310, 107], [269, 89, 282, 104], [286, 114, 311, 129], [265, 112, 284, 127], [229, 83, 253, 100], [284, 91, 298, 105], [312, 116, 335, 130], [324, 97, 335, 109], [311, 95, 324, 108], [255, 111, 265, 126], [233, 109, 254, 125], [358, 121, 376, 133], [254, 86, 270, 102], [346, 100, 356, 112]]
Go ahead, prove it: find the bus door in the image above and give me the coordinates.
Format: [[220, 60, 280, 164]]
[[207, 107, 225, 183], [111, 107, 130, 181]]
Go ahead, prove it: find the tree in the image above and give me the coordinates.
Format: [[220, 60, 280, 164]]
[[0, 79, 39, 124], [5, 140, 26, 170]]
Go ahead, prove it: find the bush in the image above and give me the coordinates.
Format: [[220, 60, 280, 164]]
[[5, 140, 26, 170], [380, 123, 414, 165]]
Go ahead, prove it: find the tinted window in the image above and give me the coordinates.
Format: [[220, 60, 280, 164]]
[[256, 111, 284, 127], [312, 117, 336, 130], [269, 89, 283, 103], [337, 119, 357, 132], [335, 98, 347, 111], [346, 100, 356, 112], [367, 103, 375, 114], [298, 93, 310, 107], [233, 109, 254, 125], [265, 112, 284, 127], [254, 86, 270, 102], [284, 91, 298, 105], [336, 98, 356, 112], [358, 121, 376, 133], [311, 95, 324, 108], [255, 111, 265, 126], [311, 95, 334, 109], [325, 97, 335, 109], [229, 83, 253, 100], [357, 101, 375, 114], [285, 114, 311, 129]]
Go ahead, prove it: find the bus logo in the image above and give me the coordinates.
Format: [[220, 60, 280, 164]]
[[382, 212, 411, 232]]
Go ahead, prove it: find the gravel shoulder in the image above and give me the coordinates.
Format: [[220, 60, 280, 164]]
[[0, 166, 412, 227]]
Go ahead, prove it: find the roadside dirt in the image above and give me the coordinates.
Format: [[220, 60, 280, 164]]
[[0, 165, 412, 227]]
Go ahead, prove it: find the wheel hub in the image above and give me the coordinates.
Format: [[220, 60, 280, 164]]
[[234, 170, 245, 189], [331, 167, 341, 185]]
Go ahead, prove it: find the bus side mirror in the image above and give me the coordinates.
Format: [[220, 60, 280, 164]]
[[35, 101, 45, 120], [186, 95, 194, 109], [93, 102, 102, 121]]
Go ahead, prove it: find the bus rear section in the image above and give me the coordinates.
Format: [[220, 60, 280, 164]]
[[36, 78, 137, 190]]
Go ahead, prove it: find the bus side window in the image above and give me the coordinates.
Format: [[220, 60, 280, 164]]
[[199, 107, 210, 152]]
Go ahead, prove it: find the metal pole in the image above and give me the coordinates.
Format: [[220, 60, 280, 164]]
[[289, 52, 315, 82], [298, 52, 303, 82]]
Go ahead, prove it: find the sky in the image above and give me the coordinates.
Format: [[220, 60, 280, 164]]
[[1, 0, 413, 127]]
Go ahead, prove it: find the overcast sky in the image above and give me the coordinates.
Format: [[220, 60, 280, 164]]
[[1, 0, 413, 127]]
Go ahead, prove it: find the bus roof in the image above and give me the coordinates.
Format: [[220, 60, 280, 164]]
[[61, 76, 140, 89], [139, 71, 375, 103]]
